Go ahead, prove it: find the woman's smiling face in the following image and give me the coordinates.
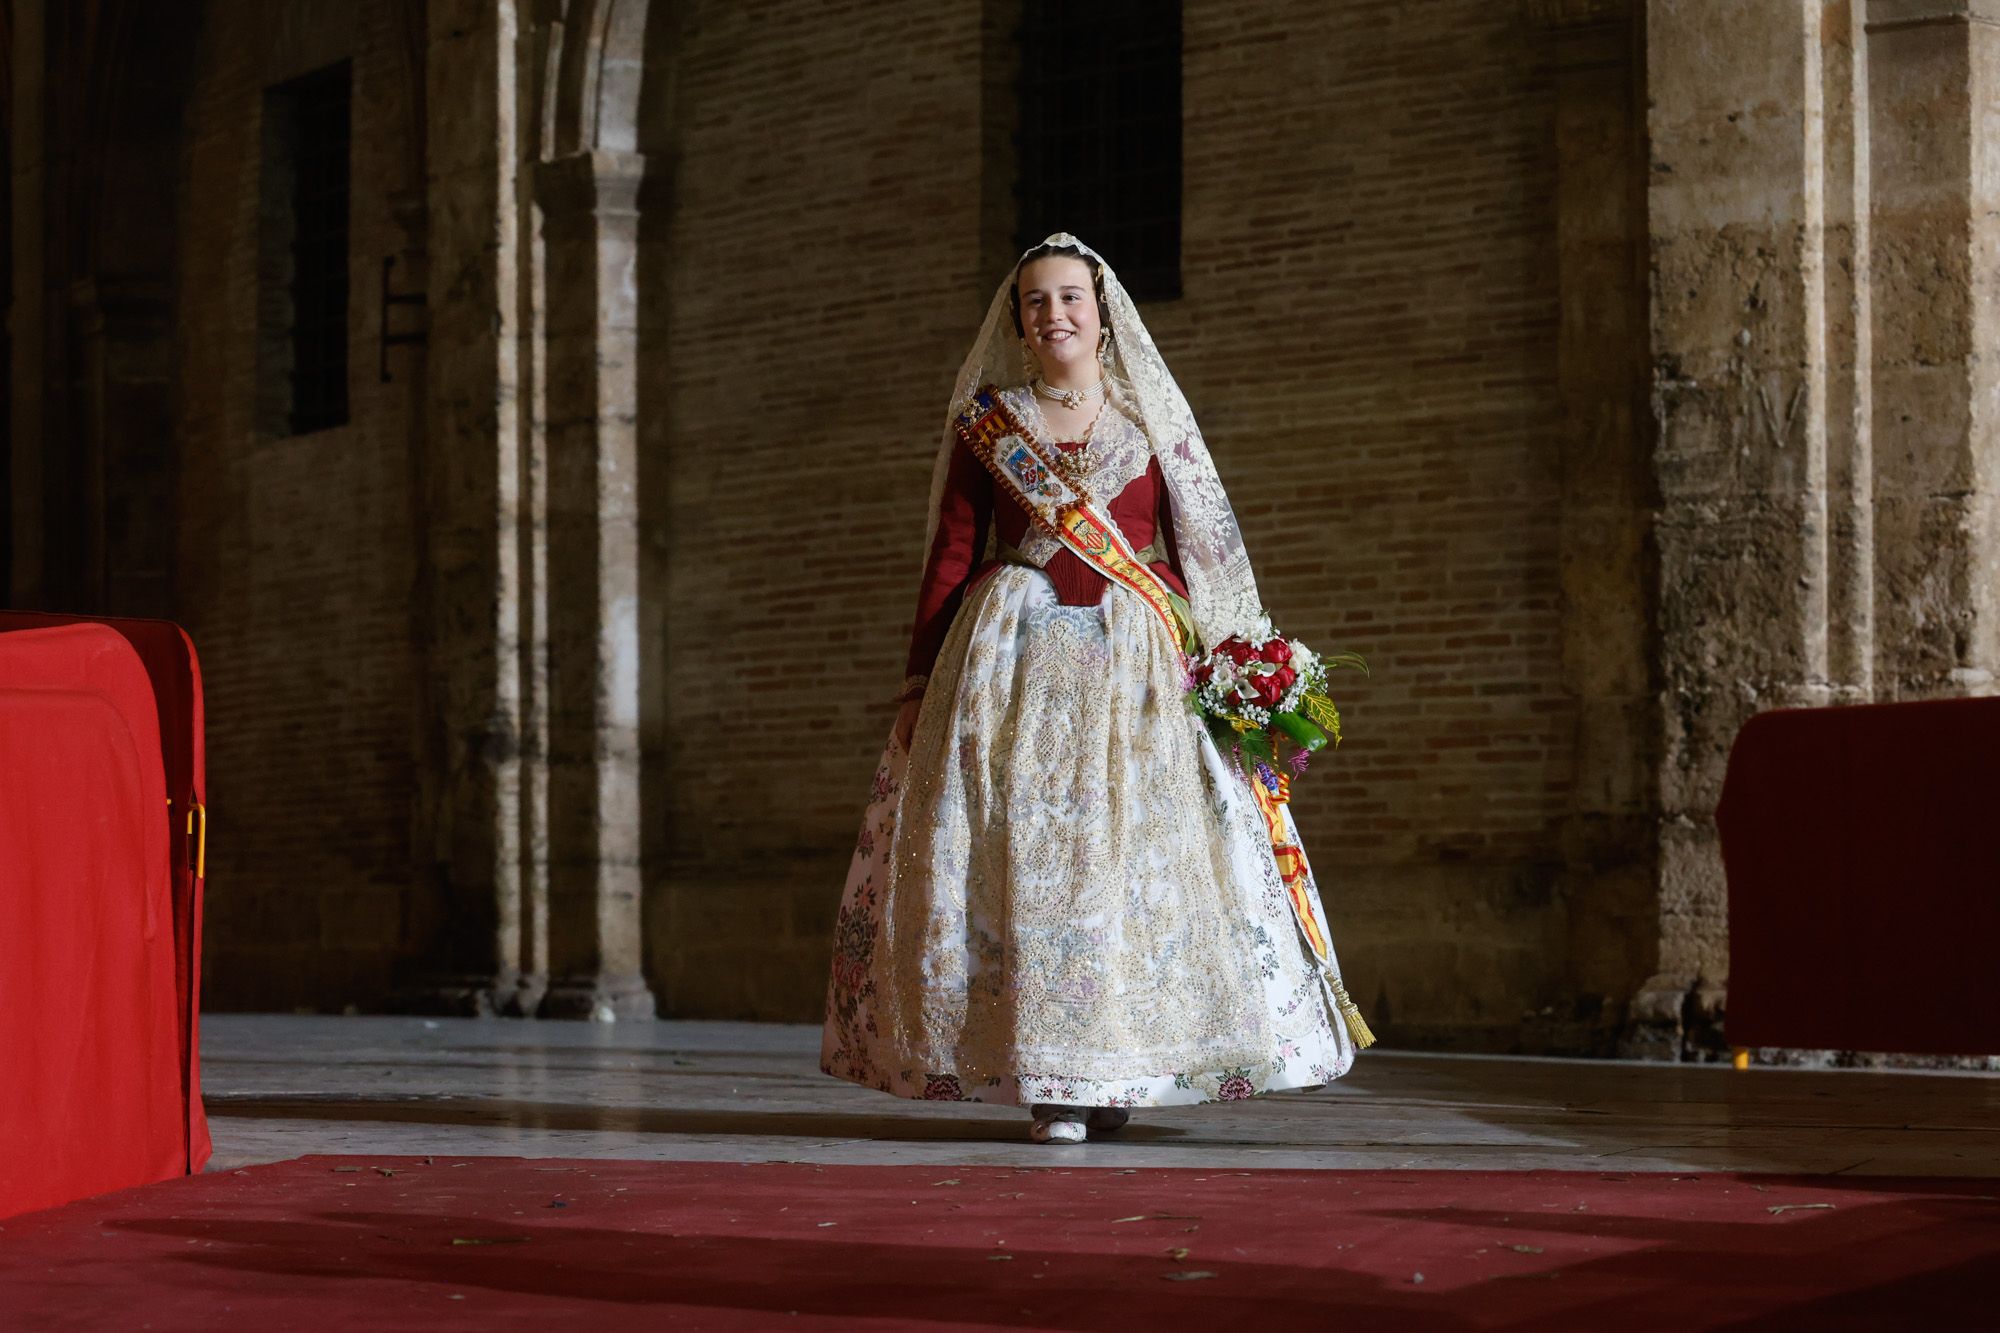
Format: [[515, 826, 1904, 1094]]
[[1015, 255, 1102, 379]]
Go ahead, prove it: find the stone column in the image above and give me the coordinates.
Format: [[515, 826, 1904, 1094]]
[[533, 148, 656, 1021], [417, 0, 526, 1012], [1641, 0, 1837, 1052], [1824, 0, 1875, 701], [1529, 0, 1661, 1051], [1867, 0, 2000, 701]]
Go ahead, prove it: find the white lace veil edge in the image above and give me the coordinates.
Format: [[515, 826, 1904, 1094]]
[[922, 233, 1262, 651]]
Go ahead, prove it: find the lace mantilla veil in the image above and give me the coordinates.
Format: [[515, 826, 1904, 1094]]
[[922, 232, 1263, 652]]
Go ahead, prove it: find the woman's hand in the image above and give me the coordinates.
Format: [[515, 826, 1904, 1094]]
[[893, 698, 923, 751]]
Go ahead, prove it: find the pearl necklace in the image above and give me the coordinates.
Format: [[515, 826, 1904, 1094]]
[[1033, 376, 1105, 412]]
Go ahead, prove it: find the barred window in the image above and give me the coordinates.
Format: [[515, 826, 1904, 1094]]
[[258, 61, 351, 437], [1015, 1, 1182, 302]]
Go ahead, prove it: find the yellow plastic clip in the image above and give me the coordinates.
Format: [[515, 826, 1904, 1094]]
[[186, 801, 207, 880]]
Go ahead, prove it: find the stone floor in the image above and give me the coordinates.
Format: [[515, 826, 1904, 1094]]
[[200, 1016, 2000, 1177]]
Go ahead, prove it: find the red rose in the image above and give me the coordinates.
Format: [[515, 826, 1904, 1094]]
[[1252, 673, 1285, 707], [1273, 666, 1296, 691], [1219, 637, 1258, 665], [1258, 639, 1291, 665], [1193, 663, 1213, 684]]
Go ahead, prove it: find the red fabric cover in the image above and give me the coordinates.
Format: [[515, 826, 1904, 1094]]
[[0, 610, 210, 1171], [1719, 695, 2000, 1054], [907, 439, 1189, 680], [1, 1158, 1994, 1327], [0, 625, 185, 1220]]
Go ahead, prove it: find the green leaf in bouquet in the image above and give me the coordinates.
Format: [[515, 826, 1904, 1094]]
[[1299, 691, 1344, 746], [1237, 729, 1275, 763]]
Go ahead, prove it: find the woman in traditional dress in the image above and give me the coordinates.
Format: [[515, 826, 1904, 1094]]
[[821, 233, 1369, 1144]]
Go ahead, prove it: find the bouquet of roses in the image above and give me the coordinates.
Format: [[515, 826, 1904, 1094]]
[[1187, 613, 1365, 776]]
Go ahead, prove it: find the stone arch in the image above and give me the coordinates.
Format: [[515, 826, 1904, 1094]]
[[540, 0, 651, 159]]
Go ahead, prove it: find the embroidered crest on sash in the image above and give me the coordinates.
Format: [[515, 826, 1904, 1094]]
[[1001, 442, 1062, 499], [952, 387, 1182, 644]]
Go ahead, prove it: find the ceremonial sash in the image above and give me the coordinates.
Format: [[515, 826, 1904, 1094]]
[[1247, 774, 1330, 962], [952, 385, 1374, 1051], [1247, 767, 1376, 1049], [952, 388, 1190, 647]]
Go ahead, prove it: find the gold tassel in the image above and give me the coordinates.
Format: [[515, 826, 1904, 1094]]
[[1340, 1001, 1378, 1050], [1329, 974, 1377, 1049]]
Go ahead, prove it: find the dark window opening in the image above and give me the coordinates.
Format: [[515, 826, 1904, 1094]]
[[1015, 2, 1182, 303], [258, 61, 351, 437]]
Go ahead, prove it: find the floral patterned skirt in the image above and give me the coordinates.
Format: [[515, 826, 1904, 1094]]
[[820, 567, 1356, 1108]]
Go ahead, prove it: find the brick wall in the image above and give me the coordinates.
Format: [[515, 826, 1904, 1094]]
[[178, 0, 430, 1010], [643, 0, 988, 1017], [1176, 2, 1570, 1043], [649, 0, 1582, 1043]]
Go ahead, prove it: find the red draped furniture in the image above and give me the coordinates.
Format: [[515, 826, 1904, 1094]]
[[1719, 695, 2000, 1057], [0, 614, 211, 1219]]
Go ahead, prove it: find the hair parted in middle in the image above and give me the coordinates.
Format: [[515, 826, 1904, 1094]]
[[1008, 241, 1114, 339]]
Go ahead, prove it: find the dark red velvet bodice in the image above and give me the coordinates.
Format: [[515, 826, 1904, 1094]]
[[906, 439, 1189, 682]]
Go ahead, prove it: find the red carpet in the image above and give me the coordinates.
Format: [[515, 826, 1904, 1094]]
[[0, 1157, 1993, 1330]]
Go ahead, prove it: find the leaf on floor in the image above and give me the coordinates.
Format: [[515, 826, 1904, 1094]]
[[987, 1255, 1013, 1262], [932, 1179, 961, 1186], [373, 1168, 395, 1178], [450, 1237, 529, 1246], [1767, 1203, 1835, 1216], [1165, 1247, 1190, 1260], [1505, 1244, 1544, 1254], [1161, 1271, 1216, 1282], [331, 1167, 361, 1174]]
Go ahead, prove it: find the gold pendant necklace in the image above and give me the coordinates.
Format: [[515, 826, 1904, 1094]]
[[1030, 392, 1105, 481]]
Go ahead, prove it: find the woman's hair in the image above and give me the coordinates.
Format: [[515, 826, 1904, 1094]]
[[1008, 242, 1113, 338]]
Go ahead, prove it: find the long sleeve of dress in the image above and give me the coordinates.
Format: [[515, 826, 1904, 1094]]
[[904, 439, 994, 688], [1145, 456, 1191, 598]]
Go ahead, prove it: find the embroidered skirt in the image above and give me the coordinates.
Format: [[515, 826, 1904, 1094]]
[[821, 567, 1355, 1108]]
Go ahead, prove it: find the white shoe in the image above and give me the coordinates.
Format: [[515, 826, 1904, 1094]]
[[1030, 1104, 1088, 1144], [1031, 1117, 1086, 1144], [1086, 1107, 1131, 1134]]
